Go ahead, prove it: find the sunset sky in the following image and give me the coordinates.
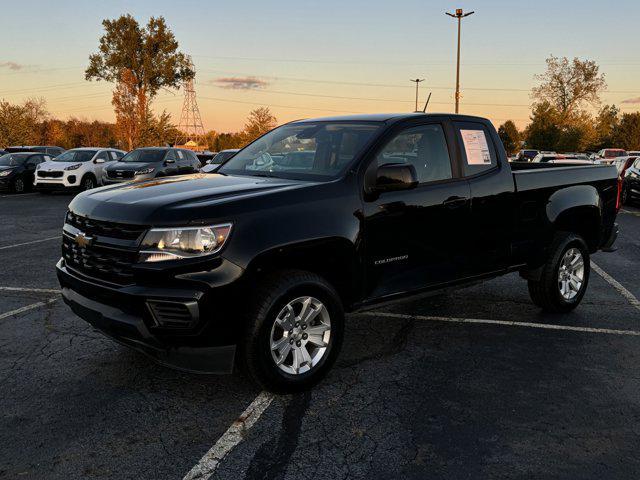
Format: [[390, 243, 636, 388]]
[[1, 0, 639, 132]]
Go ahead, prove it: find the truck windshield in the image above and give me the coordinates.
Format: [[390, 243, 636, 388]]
[[54, 150, 97, 162], [219, 122, 382, 181], [120, 149, 167, 163]]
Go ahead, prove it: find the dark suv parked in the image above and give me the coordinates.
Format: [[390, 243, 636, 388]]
[[0, 152, 49, 193], [102, 147, 201, 184], [6, 145, 65, 157]]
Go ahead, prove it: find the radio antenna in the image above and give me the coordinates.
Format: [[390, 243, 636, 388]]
[[422, 92, 432, 113]]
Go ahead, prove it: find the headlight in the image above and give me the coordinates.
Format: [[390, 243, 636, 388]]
[[0, 170, 13, 177], [135, 167, 155, 175], [139, 224, 232, 262], [64, 163, 82, 171]]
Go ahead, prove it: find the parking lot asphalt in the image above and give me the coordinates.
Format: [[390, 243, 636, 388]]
[[1, 192, 640, 480]]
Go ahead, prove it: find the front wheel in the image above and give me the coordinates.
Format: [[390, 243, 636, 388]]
[[12, 177, 25, 193], [528, 233, 590, 313], [82, 175, 96, 191], [240, 270, 344, 392]]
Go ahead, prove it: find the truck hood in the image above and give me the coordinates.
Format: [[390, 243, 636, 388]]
[[68, 173, 312, 225], [105, 161, 156, 171]]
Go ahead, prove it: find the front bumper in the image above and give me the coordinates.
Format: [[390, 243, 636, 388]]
[[34, 171, 81, 188], [56, 258, 244, 374]]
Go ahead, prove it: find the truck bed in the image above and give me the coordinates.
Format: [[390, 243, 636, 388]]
[[510, 161, 618, 193]]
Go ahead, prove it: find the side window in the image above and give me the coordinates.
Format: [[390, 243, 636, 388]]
[[375, 124, 452, 184], [165, 150, 176, 162], [454, 122, 498, 176], [109, 151, 118, 160], [95, 151, 110, 162], [176, 150, 185, 160], [26, 155, 43, 167]]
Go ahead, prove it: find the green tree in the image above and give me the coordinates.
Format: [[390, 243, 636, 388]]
[[85, 15, 194, 148], [497, 120, 520, 155], [524, 101, 561, 151], [242, 107, 277, 144], [613, 113, 640, 150], [532, 56, 607, 118], [589, 105, 620, 151]]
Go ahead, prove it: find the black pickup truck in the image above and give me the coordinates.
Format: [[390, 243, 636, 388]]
[[57, 113, 620, 392]]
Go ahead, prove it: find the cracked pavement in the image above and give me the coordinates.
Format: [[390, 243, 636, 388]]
[[1, 193, 640, 479]]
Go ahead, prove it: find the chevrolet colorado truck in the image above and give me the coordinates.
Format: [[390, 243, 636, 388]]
[[57, 113, 620, 392]]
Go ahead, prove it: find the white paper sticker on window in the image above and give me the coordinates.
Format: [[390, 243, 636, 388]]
[[460, 129, 491, 165], [177, 150, 184, 159]]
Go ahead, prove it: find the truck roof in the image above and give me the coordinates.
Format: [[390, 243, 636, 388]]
[[294, 112, 491, 124]]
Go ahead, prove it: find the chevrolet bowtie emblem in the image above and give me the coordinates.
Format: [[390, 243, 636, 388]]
[[74, 232, 93, 248]]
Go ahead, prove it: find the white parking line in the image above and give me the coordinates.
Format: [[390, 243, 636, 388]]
[[360, 311, 640, 336], [0, 297, 59, 321], [0, 286, 61, 294], [591, 261, 640, 313], [183, 391, 275, 480], [0, 235, 61, 250]]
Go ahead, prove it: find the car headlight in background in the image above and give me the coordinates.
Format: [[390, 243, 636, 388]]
[[135, 167, 155, 175], [64, 163, 82, 171], [139, 224, 232, 262], [0, 170, 13, 177]]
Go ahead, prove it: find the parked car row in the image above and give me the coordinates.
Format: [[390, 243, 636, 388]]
[[0, 145, 240, 194]]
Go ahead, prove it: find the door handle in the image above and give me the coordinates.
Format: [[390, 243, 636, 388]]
[[443, 196, 468, 209]]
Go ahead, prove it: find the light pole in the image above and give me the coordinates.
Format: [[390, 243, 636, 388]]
[[409, 78, 425, 112], [445, 8, 474, 113]]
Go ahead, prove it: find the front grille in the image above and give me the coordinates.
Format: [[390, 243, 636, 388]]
[[146, 300, 199, 329], [66, 211, 147, 241], [62, 235, 137, 285], [107, 169, 135, 179], [37, 170, 63, 178]]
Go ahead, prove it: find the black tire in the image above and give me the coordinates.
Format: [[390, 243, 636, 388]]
[[81, 174, 96, 191], [240, 270, 344, 393], [12, 177, 25, 193], [528, 232, 590, 313]]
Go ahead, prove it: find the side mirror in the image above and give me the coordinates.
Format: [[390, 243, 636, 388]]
[[375, 163, 418, 192], [94, 158, 105, 164], [165, 158, 175, 164]]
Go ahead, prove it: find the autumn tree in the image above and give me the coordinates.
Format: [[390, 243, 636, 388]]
[[590, 105, 620, 151], [532, 56, 607, 118], [0, 98, 48, 146], [497, 120, 520, 155], [242, 107, 277, 143], [85, 15, 193, 149]]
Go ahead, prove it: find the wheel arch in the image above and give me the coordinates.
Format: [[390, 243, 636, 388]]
[[546, 185, 602, 251], [245, 237, 361, 309]]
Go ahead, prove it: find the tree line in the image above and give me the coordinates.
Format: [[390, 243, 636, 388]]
[[498, 55, 640, 155], [0, 97, 276, 152]]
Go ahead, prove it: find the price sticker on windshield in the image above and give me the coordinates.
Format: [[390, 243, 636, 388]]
[[461, 129, 491, 165]]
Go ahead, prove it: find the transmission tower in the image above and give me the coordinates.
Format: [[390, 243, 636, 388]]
[[175, 64, 206, 150]]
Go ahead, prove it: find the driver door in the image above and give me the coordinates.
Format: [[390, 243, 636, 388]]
[[362, 122, 472, 299]]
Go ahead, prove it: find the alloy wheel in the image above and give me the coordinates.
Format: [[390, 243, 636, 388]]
[[14, 178, 24, 193], [558, 247, 585, 300], [269, 296, 331, 375]]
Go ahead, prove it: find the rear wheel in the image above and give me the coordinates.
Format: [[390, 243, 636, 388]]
[[240, 270, 344, 392], [528, 233, 590, 313]]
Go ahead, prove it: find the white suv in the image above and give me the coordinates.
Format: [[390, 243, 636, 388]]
[[34, 148, 126, 192]]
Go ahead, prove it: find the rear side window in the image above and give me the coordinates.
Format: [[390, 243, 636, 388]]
[[454, 122, 498, 176], [375, 123, 452, 184]]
